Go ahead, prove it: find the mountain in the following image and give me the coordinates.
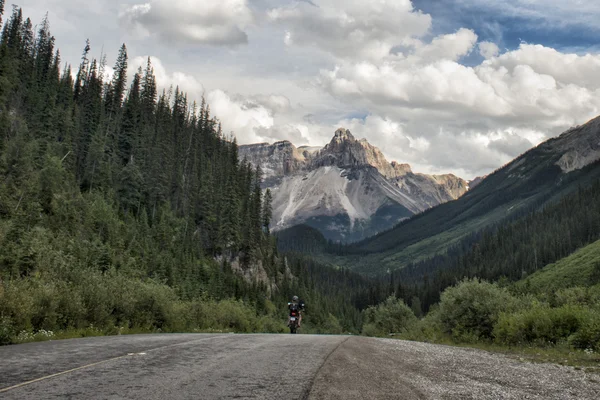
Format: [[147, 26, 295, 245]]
[[239, 129, 468, 242], [307, 116, 600, 275]]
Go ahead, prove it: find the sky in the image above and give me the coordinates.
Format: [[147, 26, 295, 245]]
[[10, 0, 600, 179]]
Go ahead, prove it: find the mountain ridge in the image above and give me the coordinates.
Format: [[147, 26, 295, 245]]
[[301, 115, 600, 274], [240, 129, 469, 241]]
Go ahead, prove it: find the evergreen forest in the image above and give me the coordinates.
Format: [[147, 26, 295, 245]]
[[0, 4, 384, 344]]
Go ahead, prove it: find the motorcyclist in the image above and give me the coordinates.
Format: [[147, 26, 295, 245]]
[[288, 295, 304, 327]]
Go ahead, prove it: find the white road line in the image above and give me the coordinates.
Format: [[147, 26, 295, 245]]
[[0, 334, 225, 394], [0, 355, 131, 394]]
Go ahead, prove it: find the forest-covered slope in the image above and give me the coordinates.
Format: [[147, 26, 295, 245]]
[[390, 172, 600, 311], [514, 239, 600, 295], [0, 5, 386, 344], [280, 116, 600, 275]]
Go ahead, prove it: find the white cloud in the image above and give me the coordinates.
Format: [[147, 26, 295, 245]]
[[487, 129, 535, 157], [315, 40, 600, 177], [130, 56, 205, 101], [120, 0, 253, 46], [237, 94, 292, 115], [323, 45, 600, 128], [319, 59, 511, 117], [479, 41, 500, 59], [414, 28, 478, 62], [268, 0, 432, 60], [255, 124, 311, 144], [486, 44, 600, 90], [207, 90, 275, 143]]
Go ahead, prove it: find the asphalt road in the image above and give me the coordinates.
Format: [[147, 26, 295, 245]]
[[1, 334, 598, 399]]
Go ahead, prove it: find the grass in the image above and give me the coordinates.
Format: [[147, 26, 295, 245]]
[[516, 239, 600, 293], [11, 326, 158, 344]]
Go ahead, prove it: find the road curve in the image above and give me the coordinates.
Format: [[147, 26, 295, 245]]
[[0, 334, 598, 399]]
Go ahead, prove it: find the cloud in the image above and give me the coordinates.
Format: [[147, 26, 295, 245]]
[[207, 90, 276, 143], [119, 0, 253, 46], [486, 44, 600, 89], [235, 94, 292, 115], [487, 129, 535, 157], [479, 41, 500, 59], [319, 59, 511, 117], [322, 43, 600, 128], [130, 56, 205, 102], [414, 28, 478, 62], [315, 38, 600, 177], [255, 124, 311, 144], [268, 0, 432, 60]]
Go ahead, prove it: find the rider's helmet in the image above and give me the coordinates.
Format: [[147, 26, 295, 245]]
[[292, 295, 299, 302]]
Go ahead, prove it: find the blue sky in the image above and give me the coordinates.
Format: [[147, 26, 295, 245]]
[[413, 0, 600, 63]]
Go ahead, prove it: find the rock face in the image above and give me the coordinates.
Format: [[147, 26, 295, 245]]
[[240, 141, 307, 184], [554, 117, 600, 173], [239, 128, 469, 242]]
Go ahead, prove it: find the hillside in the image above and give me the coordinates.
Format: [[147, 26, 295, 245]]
[[515, 239, 600, 294], [299, 117, 600, 274], [0, 6, 385, 343], [388, 175, 600, 311]]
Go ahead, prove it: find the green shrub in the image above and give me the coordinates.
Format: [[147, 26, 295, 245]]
[[0, 279, 35, 333], [362, 296, 417, 336], [403, 305, 448, 342], [0, 316, 15, 345], [361, 323, 382, 337], [439, 279, 517, 341], [553, 285, 600, 307], [322, 313, 344, 334], [568, 309, 600, 351], [494, 304, 587, 346]]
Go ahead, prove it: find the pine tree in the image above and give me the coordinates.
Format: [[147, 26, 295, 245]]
[[2, 6, 23, 51], [20, 17, 34, 76], [141, 57, 157, 122], [262, 188, 273, 233], [0, 0, 5, 27], [105, 43, 127, 117], [119, 68, 141, 165], [73, 40, 90, 102]]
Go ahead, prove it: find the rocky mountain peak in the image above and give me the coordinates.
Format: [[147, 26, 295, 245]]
[[554, 116, 600, 173], [239, 128, 470, 241], [332, 128, 356, 143], [316, 128, 394, 175]]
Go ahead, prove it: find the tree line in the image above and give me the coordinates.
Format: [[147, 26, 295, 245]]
[[0, 5, 381, 342], [392, 173, 600, 312]]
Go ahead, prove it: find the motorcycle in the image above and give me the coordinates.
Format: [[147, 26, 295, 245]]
[[288, 303, 301, 334]]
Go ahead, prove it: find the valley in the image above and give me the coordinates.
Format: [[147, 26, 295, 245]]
[[277, 117, 600, 277]]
